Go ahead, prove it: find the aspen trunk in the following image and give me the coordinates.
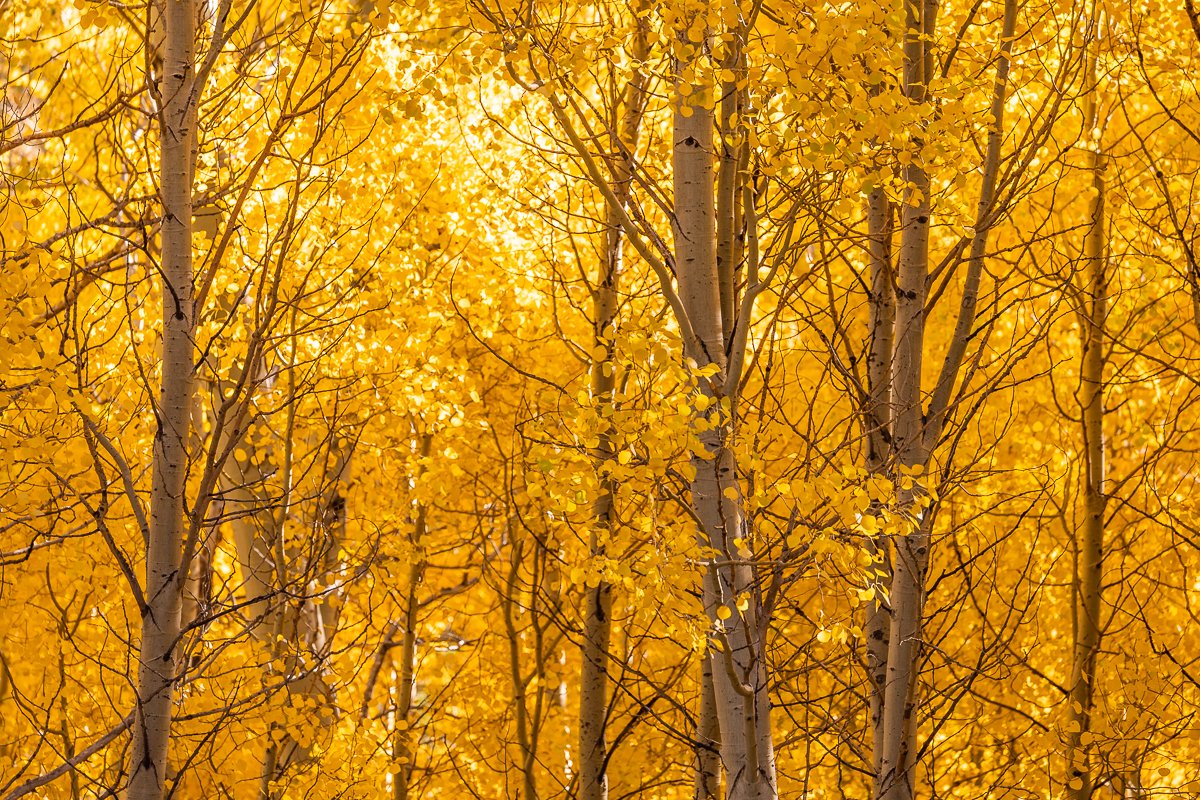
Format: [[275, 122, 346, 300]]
[[693, 642, 721, 800], [503, 534, 539, 800], [257, 434, 352, 797], [715, 45, 747, 345], [579, 13, 648, 798], [181, 398, 215, 631], [393, 434, 432, 800], [127, 0, 197, 796], [863, 180, 894, 782], [391, 558, 422, 800], [673, 59, 776, 800], [874, 1, 937, 798], [870, 0, 1018, 792], [1066, 47, 1107, 800], [219, 430, 287, 798], [579, 203, 620, 800], [313, 442, 353, 654]]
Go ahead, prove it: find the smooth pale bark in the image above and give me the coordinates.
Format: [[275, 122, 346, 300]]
[[863, 180, 894, 781], [219, 421, 351, 797], [924, 0, 1018, 448], [227, 441, 288, 800], [673, 53, 776, 800], [314, 442, 353, 652], [872, 0, 1017, 794], [393, 434, 433, 800], [693, 656, 721, 800], [127, 0, 197, 796], [578, 16, 649, 798], [715, 46, 747, 345], [270, 440, 352, 798], [874, 1, 937, 798], [1065, 49, 1107, 800], [577, 145, 620, 800]]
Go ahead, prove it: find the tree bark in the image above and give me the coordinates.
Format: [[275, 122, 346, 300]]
[[579, 14, 648, 797], [693, 652, 721, 800], [863, 179, 894, 784], [874, 1, 937, 797], [1066, 37, 1107, 800], [127, 0, 197, 796], [673, 35, 776, 800], [393, 434, 433, 800]]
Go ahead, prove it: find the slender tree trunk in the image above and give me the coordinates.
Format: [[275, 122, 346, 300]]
[[1066, 41, 1107, 800], [863, 179, 894, 783], [503, 534, 539, 800], [127, 0, 197, 796], [579, 198, 620, 800], [673, 34, 776, 800], [579, 14, 648, 796], [393, 434, 433, 800], [181, 398, 214, 631], [693, 650, 721, 800], [875, 1, 937, 798], [716, 45, 747, 345], [871, 0, 1019, 793]]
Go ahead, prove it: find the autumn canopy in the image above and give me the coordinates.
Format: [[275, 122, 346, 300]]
[[3, 0, 1200, 797]]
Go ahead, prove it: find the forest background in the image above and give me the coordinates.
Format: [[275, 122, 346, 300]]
[[3, 0, 1200, 798]]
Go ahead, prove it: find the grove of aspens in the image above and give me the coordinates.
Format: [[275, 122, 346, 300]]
[[3, 0, 1200, 797]]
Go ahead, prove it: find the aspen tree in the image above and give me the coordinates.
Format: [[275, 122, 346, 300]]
[[1065, 19, 1107, 798], [871, 1, 939, 794], [391, 432, 433, 800], [127, 0, 199, 795], [872, 0, 1018, 794], [671, 5, 776, 797], [579, 9, 649, 799], [863, 92, 896, 789]]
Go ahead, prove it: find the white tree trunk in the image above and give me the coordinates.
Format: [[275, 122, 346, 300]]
[[393, 434, 432, 800], [863, 179, 894, 781], [673, 59, 776, 800], [874, 2, 936, 797], [127, 0, 197, 796]]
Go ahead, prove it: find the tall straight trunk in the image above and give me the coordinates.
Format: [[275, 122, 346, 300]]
[[870, 0, 1018, 792], [127, 0, 197, 796], [875, 1, 937, 798], [393, 434, 433, 800], [673, 39, 776, 800], [863, 180, 894, 782], [1066, 42, 1106, 800], [693, 657, 721, 800], [502, 533, 539, 800], [219, 432, 288, 799], [579, 14, 648, 797]]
